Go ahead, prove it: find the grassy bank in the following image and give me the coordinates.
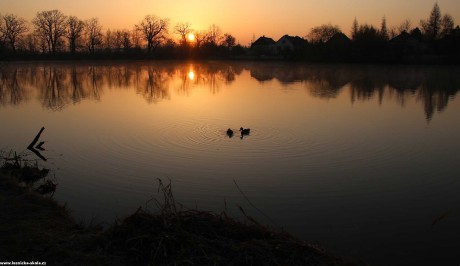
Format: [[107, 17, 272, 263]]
[[0, 157, 360, 265]]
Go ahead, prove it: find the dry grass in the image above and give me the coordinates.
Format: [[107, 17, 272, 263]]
[[1, 153, 361, 266], [104, 179, 357, 266]]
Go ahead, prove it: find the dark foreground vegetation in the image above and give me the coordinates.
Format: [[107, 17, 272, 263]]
[[0, 2, 459, 63], [0, 153, 360, 265]]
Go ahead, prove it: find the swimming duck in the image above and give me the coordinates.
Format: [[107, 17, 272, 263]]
[[239, 127, 250, 135], [226, 128, 234, 137]]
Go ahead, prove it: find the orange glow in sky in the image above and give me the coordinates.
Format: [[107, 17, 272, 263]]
[[2, 0, 460, 45]]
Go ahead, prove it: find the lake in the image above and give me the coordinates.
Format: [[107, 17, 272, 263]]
[[1, 61, 459, 265]]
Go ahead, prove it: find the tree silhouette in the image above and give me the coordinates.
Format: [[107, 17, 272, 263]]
[[84, 18, 103, 53], [113, 30, 123, 52], [398, 19, 412, 34], [420, 2, 442, 40], [130, 28, 142, 49], [205, 24, 222, 46], [351, 17, 359, 40], [104, 29, 113, 51], [440, 14, 455, 38], [33, 10, 67, 54], [135, 15, 169, 53], [23, 33, 39, 53], [0, 14, 28, 53], [174, 22, 192, 47], [122, 30, 132, 51], [420, 3, 455, 41], [354, 24, 382, 42], [380, 16, 389, 40], [194, 31, 207, 48], [410, 27, 423, 41], [66, 16, 84, 54], [222, 33, 236, 49], [308, 24, 341, 43]]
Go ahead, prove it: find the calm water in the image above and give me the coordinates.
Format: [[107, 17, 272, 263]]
[[1, 61, 460, 265]]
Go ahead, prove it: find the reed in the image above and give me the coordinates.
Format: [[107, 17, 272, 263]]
[[1, 149, 56, 194], [104, 179, 356, 265], [1, 151, 358, 265]]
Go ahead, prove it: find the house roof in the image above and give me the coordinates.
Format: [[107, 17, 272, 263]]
[[390, 31, 418, 43], [251, 36, 276, 47], [327, 32, 351, 44], [277, 35, 308, 47]]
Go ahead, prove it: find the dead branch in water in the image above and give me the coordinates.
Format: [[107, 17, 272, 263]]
[[27, 127, 45, 150], [27, 127, 47, 161]]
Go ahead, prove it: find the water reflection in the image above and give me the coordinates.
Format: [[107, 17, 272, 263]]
[[176, 63, 242, 95], [0, 62, 458, 121], [0, 68, 26, 106], [137, 66, 170, 104], [247, 64, 459, 121]]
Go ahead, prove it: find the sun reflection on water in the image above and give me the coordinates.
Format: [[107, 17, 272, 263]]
[[188, 70, 195, 80]]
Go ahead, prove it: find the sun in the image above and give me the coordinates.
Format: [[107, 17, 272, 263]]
[[187, 33, 195, 42]]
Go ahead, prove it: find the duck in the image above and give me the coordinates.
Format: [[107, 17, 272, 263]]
[[226, 128, 234, 137], [239, 127, 250, 135]]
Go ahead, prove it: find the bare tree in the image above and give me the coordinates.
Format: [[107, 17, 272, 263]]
[[66, 16, 84, 54], [84, 17, 103, 53], [24, 33, 39, 52], [308, 24, 341, 43], [420, 2, 442, 40], [135, 15, 169, 52], [398, 19, 412, 33], [175, 22, 192, 46], [194, 30, 206, 48], [131, 28, 142, 49], [114, 30, 123, 51], [104, 29, 113, 51], [440, 14, 455, 38], [222, 33, 236, 49], [389, 19, 412, 39], [33, 10, 67, 54], [0, 14, 28, 52], [205, 24, 222, 45], [122, 30, 132, 51]]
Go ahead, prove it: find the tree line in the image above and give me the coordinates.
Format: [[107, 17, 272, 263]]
[[0, 10, 241, 59], [307, 3, 454, 43], [0, 2, 458, 62], [296, 2, 458, 63]]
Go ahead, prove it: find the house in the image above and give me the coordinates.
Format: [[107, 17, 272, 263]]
[[325, 32, 352, 61], [389, 31, 421, 55], [250, 36, 276, 55], [275, 35, 308, 54], [326, 32, 351, 48]]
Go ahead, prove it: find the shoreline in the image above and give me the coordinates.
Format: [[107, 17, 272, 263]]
[[0, 163, 362, 265]]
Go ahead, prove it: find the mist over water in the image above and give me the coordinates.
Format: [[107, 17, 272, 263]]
[[1, 61, 460, 265]]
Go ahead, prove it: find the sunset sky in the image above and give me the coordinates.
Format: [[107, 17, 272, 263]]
[[2, 0, 459, 45]]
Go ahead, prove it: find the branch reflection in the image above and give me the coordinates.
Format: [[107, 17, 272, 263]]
[[0, 62, 458, 121], [248, 64, 460, 121], [0, 68, 26, 106]]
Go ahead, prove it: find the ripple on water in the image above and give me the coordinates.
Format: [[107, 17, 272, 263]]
[[63, 116, 427, 192]]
